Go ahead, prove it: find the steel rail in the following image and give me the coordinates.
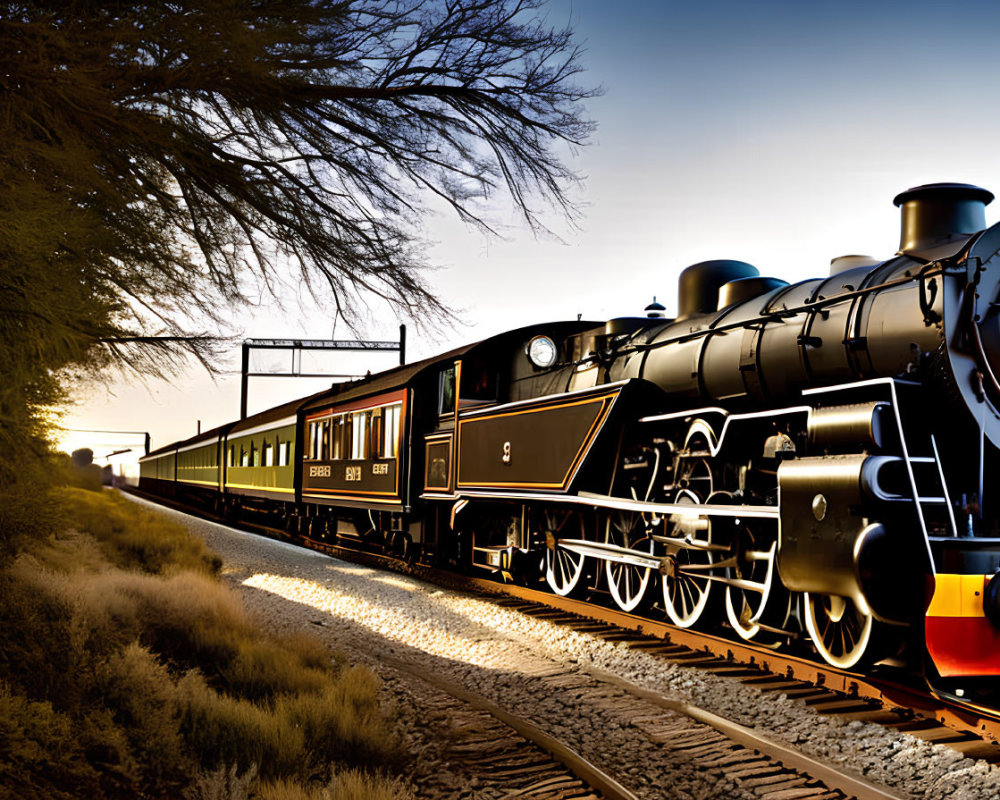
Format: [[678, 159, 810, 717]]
[[381, 652, 640, 800], [125, 488, 1000, 751], [469, 577, 1000, 747], [586, 666, 905, 800]]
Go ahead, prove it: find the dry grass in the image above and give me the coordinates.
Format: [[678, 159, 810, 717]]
[[0, 490, 407, 800], [61, 486, 222, 575], [258, 771, 414, 800]]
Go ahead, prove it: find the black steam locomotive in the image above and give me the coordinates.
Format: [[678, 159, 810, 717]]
[[140, 183, 1000, 682]]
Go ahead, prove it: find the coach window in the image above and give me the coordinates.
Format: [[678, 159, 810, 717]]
[[278, 441, 289, 467], [319, 418, 331, 460], [240, 444, 249, 467], [383, 403, 401, 458], [331, 415, 345, 460], [351, 410, 369, 459], [309, 420, 320, 460], [263, 440, 274, 467], [370, 408, 384, 457], [249, 441, 258, 467], [343, 414, 354, 459]]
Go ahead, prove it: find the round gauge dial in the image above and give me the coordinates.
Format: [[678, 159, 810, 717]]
[[526, 335, 557, 369]]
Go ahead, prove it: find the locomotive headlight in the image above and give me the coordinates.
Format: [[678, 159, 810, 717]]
[[526, 335, 557, 369]]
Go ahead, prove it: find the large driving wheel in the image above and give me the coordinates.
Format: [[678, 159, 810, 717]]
[[660, 491, 716, 627], [724, 524, 788, 643], [604, 510, 654, 612], [676, 456, 714, 499], [540, 508, 588, 597], [803, 593, 874, 670]]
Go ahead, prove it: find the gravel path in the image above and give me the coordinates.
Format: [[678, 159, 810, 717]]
[[128, 494, 1000, 799]]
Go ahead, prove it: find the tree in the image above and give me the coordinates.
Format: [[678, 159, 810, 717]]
[[0, 0, 596, 543], [0, 0, 595, 374], [70, 448, 94, 468]]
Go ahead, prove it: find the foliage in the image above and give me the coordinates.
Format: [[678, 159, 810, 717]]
[[0, 491, 404, 799], [0, 0, 594, 552], [0, 0, 594, 369], [71, 448, 94, 467]]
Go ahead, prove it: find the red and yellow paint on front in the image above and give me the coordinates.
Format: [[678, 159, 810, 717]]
[[925, 573, 1000, 677]]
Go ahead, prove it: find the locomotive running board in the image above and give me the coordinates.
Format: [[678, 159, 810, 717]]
[[454, 489, 780, 520]]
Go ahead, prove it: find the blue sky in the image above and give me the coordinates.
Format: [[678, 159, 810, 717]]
[[60, 0, 1000, 465]]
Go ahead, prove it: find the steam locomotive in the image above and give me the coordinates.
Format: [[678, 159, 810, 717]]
[[140, 183, 1000, 685]]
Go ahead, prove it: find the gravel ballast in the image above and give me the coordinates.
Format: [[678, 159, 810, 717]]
[[128, 494, 1000, 799]]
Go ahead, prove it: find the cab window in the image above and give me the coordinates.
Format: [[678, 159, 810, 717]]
[[438, 366, 456, 416], [460, 362, 498, 408]]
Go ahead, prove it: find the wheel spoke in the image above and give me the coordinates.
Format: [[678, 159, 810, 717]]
[[804, 592, 873, 669], [659, 490, 714, 628], [604, 511, 652, 612], [663, 546, 714, 627], [542, 509, 587, 597], [724, 526, 787, 643]]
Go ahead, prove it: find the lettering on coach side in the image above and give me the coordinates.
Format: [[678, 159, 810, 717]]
[[372, 463, 389, 475], [345, 465, 362, 481], [309, 465, 332, 478]]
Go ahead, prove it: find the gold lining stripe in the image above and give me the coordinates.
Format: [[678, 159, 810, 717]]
[[424, 434, 454, 492], [455, 393, 616, 490], [301, 487, 398, 498], [224, 483, 295, 493]]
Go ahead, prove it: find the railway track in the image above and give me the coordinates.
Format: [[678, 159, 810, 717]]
[[475, 583, 1000, 762], [382, 650, 637, 800], [127, 489, 1000, 797], [290, 523, 1000, 763], [374, 631, 904, 800]]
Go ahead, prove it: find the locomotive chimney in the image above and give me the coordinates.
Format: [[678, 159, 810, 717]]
[[893, 182, 993, 256]]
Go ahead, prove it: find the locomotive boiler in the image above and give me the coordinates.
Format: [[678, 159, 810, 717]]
[[140, 183, 1000, 686]]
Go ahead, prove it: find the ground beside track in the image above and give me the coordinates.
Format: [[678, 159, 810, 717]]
[[126, 493, 1000, 799]]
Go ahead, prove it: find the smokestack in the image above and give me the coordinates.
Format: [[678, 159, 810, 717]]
[[893, 183, 993, 255]]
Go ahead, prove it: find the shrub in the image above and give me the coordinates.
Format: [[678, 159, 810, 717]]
[[0, 492, 406, 799], [324, 770, 414, 800], [0, 682, 103, 800], [94, 643, 195, 792], [276, 667, 398, 769]]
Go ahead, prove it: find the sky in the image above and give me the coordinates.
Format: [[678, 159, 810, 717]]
[[58, 0, 1000, 474]]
